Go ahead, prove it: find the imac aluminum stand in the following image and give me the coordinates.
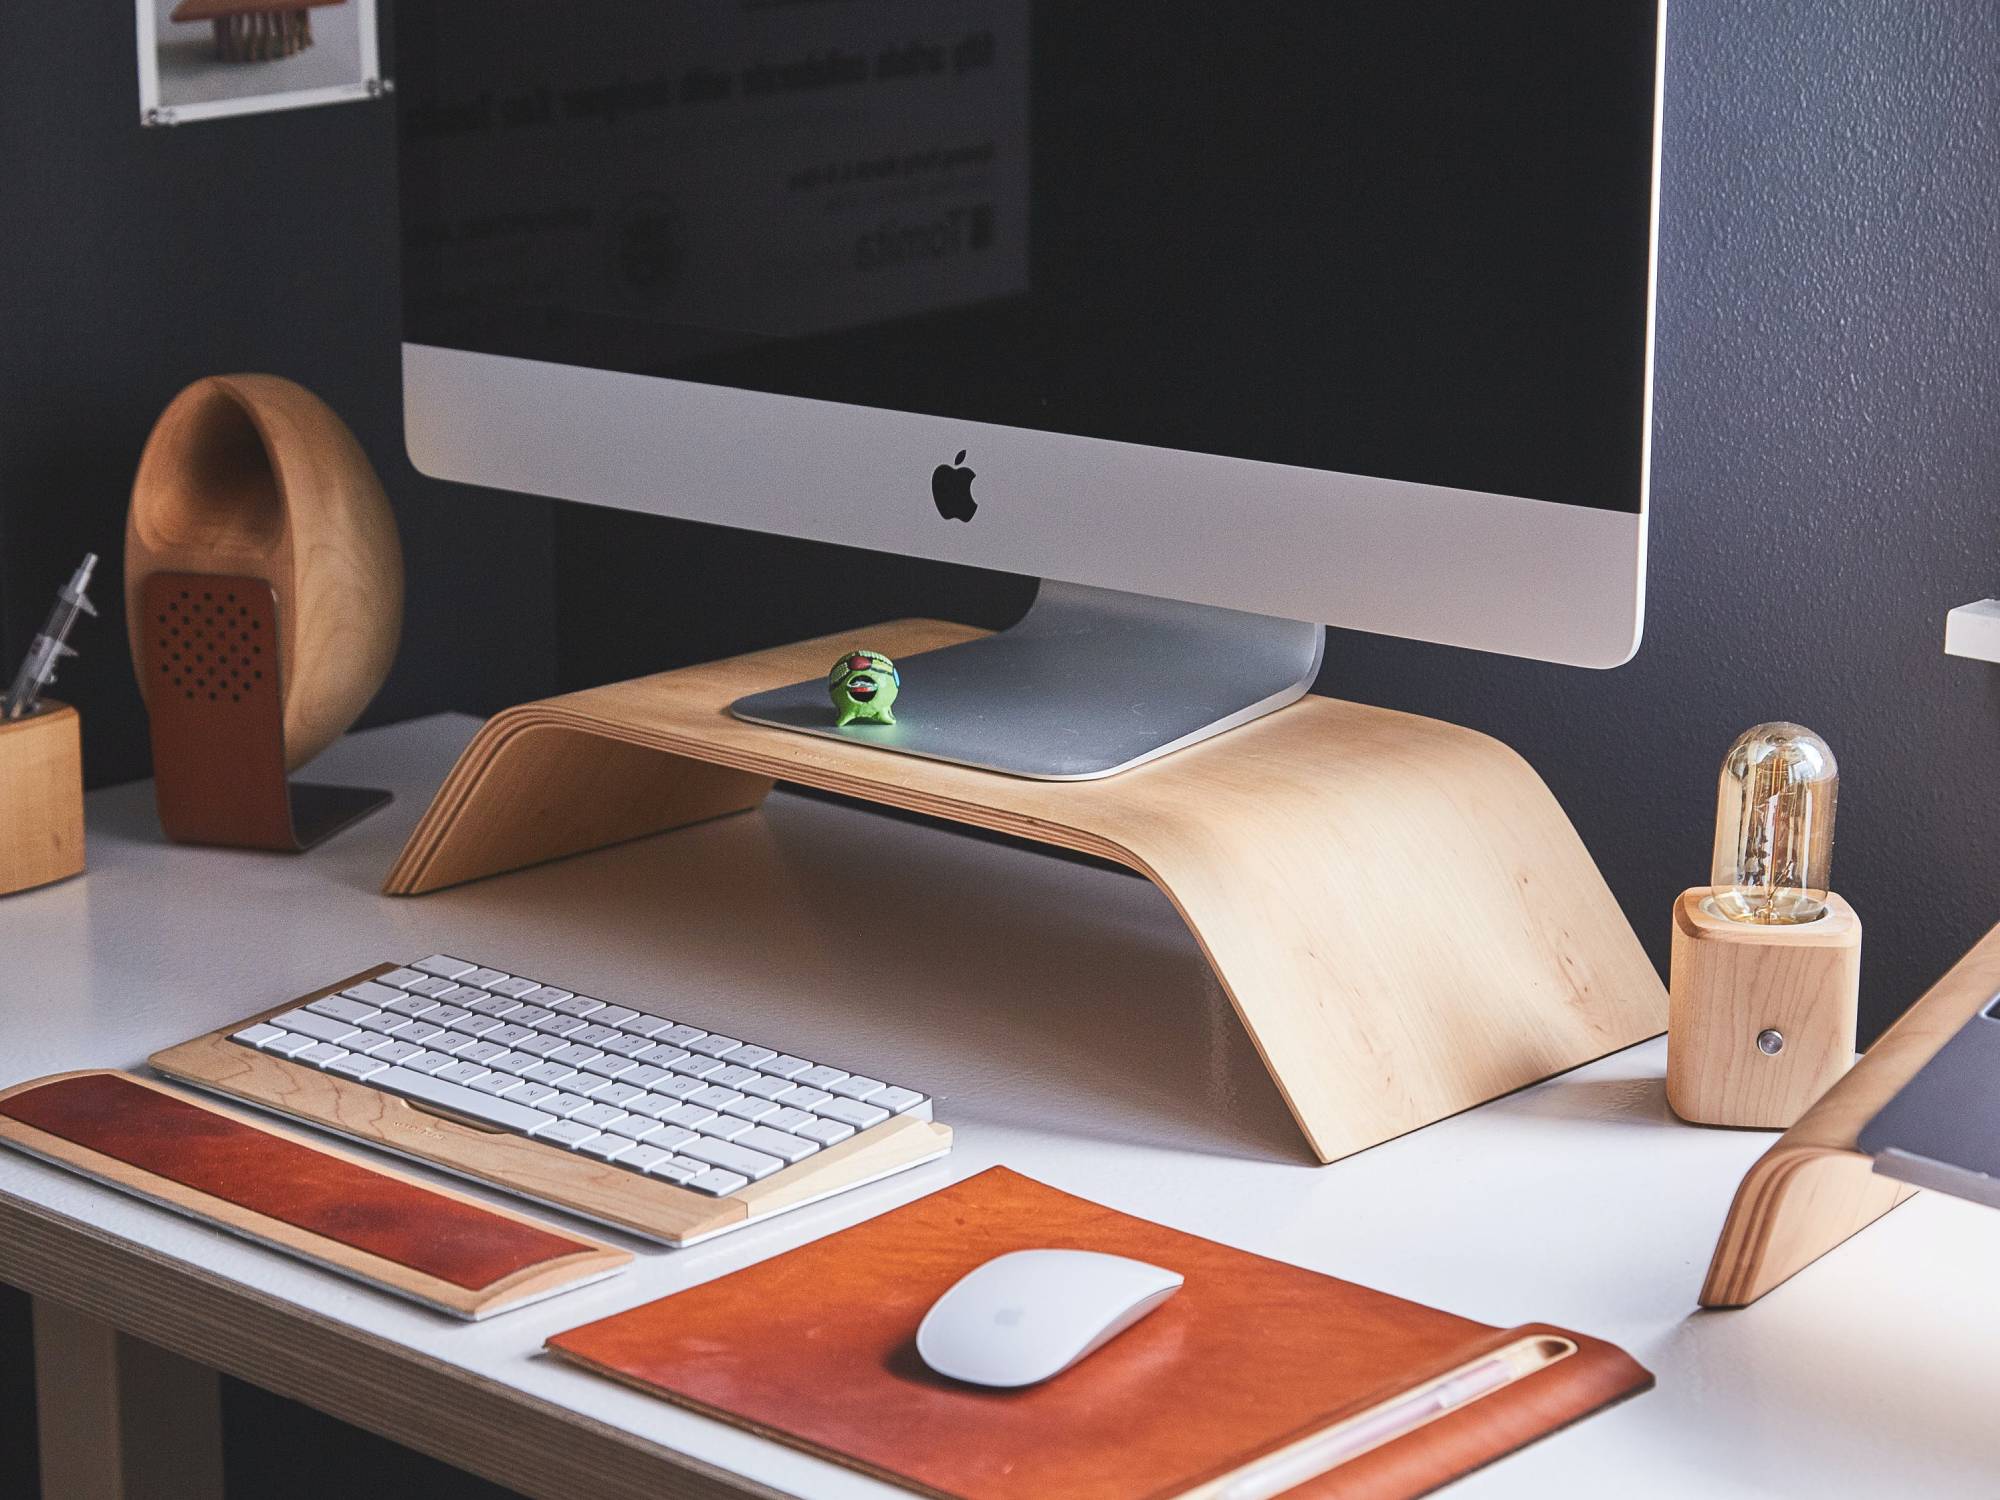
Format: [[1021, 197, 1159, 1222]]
[[728, 581, 1325, 780]]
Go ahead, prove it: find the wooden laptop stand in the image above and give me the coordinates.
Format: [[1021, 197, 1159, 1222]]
[[385, 620, 1667, 1165], [1700, 920, 2000, 1307]]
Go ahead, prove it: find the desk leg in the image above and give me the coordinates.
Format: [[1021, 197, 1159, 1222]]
[[32, 1298, 226, 1500]]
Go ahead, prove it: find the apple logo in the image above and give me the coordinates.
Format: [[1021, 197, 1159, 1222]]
[[931, 450, 978, 521]]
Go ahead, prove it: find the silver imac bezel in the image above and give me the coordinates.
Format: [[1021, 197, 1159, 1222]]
[[402, 7, 1661, 671]]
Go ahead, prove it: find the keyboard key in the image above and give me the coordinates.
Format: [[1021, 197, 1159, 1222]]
[[709, 1065, 762, 1089], [755, 1054, 813, 1079], [592, 1081, 647, 1108], [571, 1024, 622, 1048], [686, 1168, 750, 1196], [551, 995, 602, 1017], [522, 985, 573, 1006], [435, 1061, 491, 1086], [232, 1023, 285, 1048], [383, 994, 439, 1019], [874, 1086, 926, 1114], [689, 1086, 743, 1111], [540, 1092, 594, 1118], [617, 1013, 675, 1039], [470, 1072, 523, 1097], [656, 1025, 707, 1048], [572, 1103, 629, 1129], [342, 981, 406, 1007], [428, 1031, 476, 1056], [426, 1004, 471, 1028], [606, 1115, 659, 1142], [694, 1112, 752, 1141], [616, 1143, 674, 1173], [739, 1074, 793, 1101], [659, 1103, 717, 1130], [578, 1135, 631, 1162], [796, 1065, 849, 1090], [579, 1053, 637, 1080], [328, 1053, 389, 1081], [487, 1024, 537, 1049], [622, 1092, 679, 1119], [372, 1065, 557, 1133], [351, 1012, 404, 1036], [414, 954, 476, 978], [816, 1097, 890, 1130], [296, 1043, 349, 1067], [646, 1124, 701, 1153], [401, 1050, 456, 1075], [622, 1063, 671, 1090], [721, 1096, 777, 1123], [461, 968, 510, 989], [598, 1033, 652, 1058], [728, 1044, 777, 1069], [518, 1033, 568, 1056], [506, 1081, 559, 1108], [456, 1040, 507, 1066], [275, 1010, 360, 1046], [379, 968, 431, 989], [508, 1005, 554, 1028], [407, 975, 459, 998], [369, 1039, 424, 1066], [521, 1060, 575, 1087], [548, 1043, 602, 1068], [646, 1156, 702, 1185], [830, 1075, 885, 1102], [489, 976, 542, 998], [565, 1073, 618, 1099], [343, 1031, 396, 1056], [492, 1051, 543, 1076], [305, 994, 381, 1024], [735, 1126, 819, 1164], [796, 1116, 855, 1146], [438, 985, 490, 1006], [687, 1034, 743, 1058], [264, 1033, 316, 1058], [535, 1120, 601, 1149], [467, 994, 521, 1017], [777, 1085, 832, 1110], [635, 1044, 690, 1068], [682, 1137, 783, 1180], [387, 1017, 443, 1042], [765, 1106, 817, 1134], [452, 1014, 505, 1039], [592, 1005, 639, 1027], [535, 1013, 589, 1038], [668, 1055, 724, 1080]]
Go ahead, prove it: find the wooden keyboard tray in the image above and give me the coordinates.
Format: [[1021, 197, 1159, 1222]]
[[382, 621, 1666, 1165], [1701, 920, 2000, 1307], [150, 966, 953, 1247]]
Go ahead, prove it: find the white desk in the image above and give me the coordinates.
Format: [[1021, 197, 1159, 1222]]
[[4, 714, 1995, 1498]]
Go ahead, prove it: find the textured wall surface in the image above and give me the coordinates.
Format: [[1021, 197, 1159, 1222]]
[[1318, 2, 2000, 1039]]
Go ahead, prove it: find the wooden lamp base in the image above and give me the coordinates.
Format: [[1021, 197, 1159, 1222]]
[[384, 619, 1668, 1165], [1667, 888, 1860, 1129]]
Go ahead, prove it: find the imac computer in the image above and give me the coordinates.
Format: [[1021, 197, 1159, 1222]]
[[398, 3, 1663, 778]]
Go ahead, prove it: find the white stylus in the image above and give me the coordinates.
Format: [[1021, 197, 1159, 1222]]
[[1215, 1336, 1573, 1500]]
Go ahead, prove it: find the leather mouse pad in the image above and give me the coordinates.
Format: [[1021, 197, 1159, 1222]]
[[548, 1166, 1649, 1499]]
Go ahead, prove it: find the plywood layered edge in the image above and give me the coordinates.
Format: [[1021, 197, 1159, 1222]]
[[385, 621, 1667, 1166], [1700, 921, 2000, 1307]]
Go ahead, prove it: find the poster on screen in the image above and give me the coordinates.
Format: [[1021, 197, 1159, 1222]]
[[136, 0, 383, 126]]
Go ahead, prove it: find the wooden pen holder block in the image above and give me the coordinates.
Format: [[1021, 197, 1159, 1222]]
[[1667, 888, 1859, 1129], [0, 702, 85, 897]]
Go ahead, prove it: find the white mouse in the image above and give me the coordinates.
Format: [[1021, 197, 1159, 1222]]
[[915, 1248, 1184, 1388]]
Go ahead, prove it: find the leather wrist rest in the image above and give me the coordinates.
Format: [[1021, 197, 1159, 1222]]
[[0, 1071, 627, 1313]]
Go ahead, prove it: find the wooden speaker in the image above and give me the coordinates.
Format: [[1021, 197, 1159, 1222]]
[[1666, 887, 1860, 1128], [126, 375, 403, 851]]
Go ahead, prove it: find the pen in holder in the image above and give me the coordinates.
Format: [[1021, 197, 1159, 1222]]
[[0, 702, 85, 896]]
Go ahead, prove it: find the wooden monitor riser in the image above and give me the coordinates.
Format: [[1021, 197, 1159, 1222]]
[[1700, 920, 2000, 1307], [384, 621, 1666, 1165]]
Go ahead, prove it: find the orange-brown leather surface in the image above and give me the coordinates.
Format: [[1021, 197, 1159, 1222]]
[[0, 1073, 595, 1290], [548, 1166, 1650, 1500]]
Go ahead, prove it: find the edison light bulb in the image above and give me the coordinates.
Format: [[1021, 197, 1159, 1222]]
[[1707, 723, 1837, 925]]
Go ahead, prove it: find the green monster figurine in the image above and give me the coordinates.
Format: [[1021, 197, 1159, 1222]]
[[828, 649, 900, 727]]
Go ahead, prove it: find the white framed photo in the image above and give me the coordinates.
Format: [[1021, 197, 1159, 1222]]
[[136, 0, 384, 127]]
